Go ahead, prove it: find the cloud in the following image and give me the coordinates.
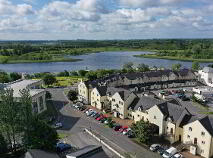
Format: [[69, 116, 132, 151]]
[[0, 0, 34, 16], [39, 0, 107, 22]]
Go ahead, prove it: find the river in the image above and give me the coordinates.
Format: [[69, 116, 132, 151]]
[[0, 51, 210, 73]]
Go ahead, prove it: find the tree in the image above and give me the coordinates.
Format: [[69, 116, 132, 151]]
[[43, 74, 56, 86], [131, 120, 155, 144], [192, 44, 202, 54], [172, 63, 182, 71], [22, 118, 58, 151], [67, 90, 78, 102], [0, 133, 7, 154], [10, 72, 22, 81], [0, 71, 10, 83], [192, 61, 200, 71], [85, 71, 97, 80], [0, 89, 22, 152], [45, 91, 52, 99], [123, 62, 134, 72], [78, 70, 87, 77], [137, 63, 150, 72]]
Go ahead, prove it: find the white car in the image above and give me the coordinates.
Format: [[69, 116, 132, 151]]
[[172, 153, 184, 158], [85, 109, 93, 115], [162, 147, 178, 158], [54, 122, 63, 129], [122, 128, 131, 135], [149, 144, 161, 152]]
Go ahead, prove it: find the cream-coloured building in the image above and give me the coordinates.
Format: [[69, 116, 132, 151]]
[[91, 86, 108, 110], [111, 90, 137, 119], [183, 116, 213, 158], [198, 67, 213, 87], [5, 79, 46, 114]]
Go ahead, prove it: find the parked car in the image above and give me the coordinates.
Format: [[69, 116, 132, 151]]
[[113, 124, 122, 131], [171, 153, 184, 158], [87, 110, 95, 116], [56, 142, 71, 152], [96, 115, 104, 121], [119, 126, 128, 133], [94, 113, 101, 119], [162, 147, 178, 158], [86, 109, 93, 115], [127, 130, 135, 138], [157, 146, 166, 155], [78, 106, 86, 111], [122, 128, 131, 135], [54, 122, 63, 129], [100, 117, 107, 123], [150, 144, 161, 152], [90, 111, 97, 117]]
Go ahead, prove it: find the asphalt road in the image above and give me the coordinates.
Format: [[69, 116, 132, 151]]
[[48, 88, 162, 158]]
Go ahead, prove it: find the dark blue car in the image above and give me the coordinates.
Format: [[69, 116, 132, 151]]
[[56, 142, 71, 152]]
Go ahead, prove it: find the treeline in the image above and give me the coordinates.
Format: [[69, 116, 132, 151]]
[[1, 39, 213, 56], [0, 71, 22, 83]]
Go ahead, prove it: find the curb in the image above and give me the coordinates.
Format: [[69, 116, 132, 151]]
[[84, 128, 125, 158]]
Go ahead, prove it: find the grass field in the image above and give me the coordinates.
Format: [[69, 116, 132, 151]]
[[135, 54, 213, 63], [53, 76, 87, 87]]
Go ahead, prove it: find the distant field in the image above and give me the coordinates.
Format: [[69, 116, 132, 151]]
[[135, 54, 213, 63]]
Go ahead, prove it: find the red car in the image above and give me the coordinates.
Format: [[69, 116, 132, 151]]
[[96, 115, 104, 121], [119, 126, 128, 133]]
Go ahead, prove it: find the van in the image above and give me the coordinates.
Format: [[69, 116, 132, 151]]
[[162, 147, 177, 158]]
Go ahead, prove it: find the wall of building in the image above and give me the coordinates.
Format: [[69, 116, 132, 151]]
[[124, 93, 137, 119], [183, 121, 212, 158], [147, 106, 164, 135], [78, 82, 90, 104], [32, 91, 46, 114], [111, 92, 125, 119], [91, 88, 107, 110]]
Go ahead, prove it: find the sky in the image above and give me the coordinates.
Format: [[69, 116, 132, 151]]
[[0, 0, 213, 40]]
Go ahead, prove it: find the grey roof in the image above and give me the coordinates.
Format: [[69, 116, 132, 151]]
[[66, 145, 106, 158], [6, 80, 44, 97], [157, 102, 187, 123], [106, 87, 126, 97], [118, 90, 132, 101], [129, 96, 164, 111], [199, 116, 213, 136], [21, 149, 60, 158], [203, 67, 213, 73], [96, 86, 107, 96]]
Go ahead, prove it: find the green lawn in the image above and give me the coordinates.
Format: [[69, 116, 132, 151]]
[[53, 76, 87, 87]]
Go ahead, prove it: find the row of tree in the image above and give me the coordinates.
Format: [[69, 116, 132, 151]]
[[0, 89, 58, 156], [0, 71, 22, 83]]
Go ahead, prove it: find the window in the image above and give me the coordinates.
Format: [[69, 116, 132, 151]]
[[112, 99, 115, 102], [187, 135, 190, 139], [189, 127, 192, 131], [201, 150, 204, 153], [97, 94, 99, 96], [194, 138, 198, 145], [138, 115, 140, 117], [32, 102, 38, 113], [39, 96, 44, 111], [202, 141, 205, 144], [170, 128, 173, 134], [201, 132, 205, 136], [154, 116, 156, 119]]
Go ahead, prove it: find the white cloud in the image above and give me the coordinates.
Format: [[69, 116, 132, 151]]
[[39, 0, 107, 22]]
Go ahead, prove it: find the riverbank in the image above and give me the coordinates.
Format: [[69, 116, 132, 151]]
[[134, 54, 213, 63], [0, 55, 82, 64]]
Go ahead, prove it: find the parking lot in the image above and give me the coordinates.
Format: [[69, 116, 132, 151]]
[[49, 88, 161, 158]]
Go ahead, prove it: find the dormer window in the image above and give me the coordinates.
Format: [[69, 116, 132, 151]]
[[189, 127, 192, 131], [138, 107, 142, 111]]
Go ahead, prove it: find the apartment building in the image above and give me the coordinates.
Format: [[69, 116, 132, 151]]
[[4, 79, 46, 114], [91, 86, 108, 110], [198, 67, 213, 87], [183, 116, 213, 158]]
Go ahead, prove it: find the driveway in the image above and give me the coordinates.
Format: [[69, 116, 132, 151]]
[[49, 88, 162, 158]]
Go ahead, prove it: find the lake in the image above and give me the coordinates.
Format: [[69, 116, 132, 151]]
[[0, 51, 210, 73]]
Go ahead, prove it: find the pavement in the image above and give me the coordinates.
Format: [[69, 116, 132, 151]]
[[48, 88, 162, 158]]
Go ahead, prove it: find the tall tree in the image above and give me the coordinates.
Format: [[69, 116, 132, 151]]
[[137, 63, 150, 72], [172, 63, 182, 71], [192, 61, 200, 71], [67, 90, 78, 102], [0, 89, 21, 152], [123, 62, 134, 72], [43, 74, 57, 86]]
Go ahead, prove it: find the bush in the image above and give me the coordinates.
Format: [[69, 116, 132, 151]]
[[67, 90, 78, 102]]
